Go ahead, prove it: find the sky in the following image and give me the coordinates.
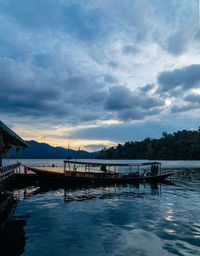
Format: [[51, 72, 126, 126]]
[[1, 0, 200, 151]]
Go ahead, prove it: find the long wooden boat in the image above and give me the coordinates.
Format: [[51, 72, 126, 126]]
[[24, 160, 176, 184]]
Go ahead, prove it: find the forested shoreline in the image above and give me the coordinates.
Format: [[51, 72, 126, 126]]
[[97, 128, 200, 160]]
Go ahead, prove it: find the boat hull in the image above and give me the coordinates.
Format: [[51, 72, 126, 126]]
[[27, 167, 174, 184]]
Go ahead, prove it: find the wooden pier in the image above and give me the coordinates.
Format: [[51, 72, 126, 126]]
[[0, 121, 29, 191], [0, 163, 21, 190]]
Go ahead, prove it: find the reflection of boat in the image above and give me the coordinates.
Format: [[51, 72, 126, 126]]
[[18, 182, 170, 204], [0, 192, 18, 227], [25, 160, 175, 184], [0, 192, 26, 255], [0, 217, 27, 255]]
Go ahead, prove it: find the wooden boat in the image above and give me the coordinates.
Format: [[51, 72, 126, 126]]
[[24, 160, 176, 184]]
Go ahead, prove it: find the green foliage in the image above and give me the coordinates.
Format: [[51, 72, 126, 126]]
[[96, 128, 200, 160]]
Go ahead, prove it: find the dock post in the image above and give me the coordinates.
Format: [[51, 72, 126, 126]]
[[0, 152, 2, 169], [0, 134, 3, 168]]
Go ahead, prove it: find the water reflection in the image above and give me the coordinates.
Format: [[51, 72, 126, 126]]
[[14, 182, 167, 204], [0, 192, 27, 256], [1, 169, 200, 256], [0, 217, 27, 256], [0, 192, 18, 226]]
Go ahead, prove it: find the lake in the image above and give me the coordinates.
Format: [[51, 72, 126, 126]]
[[1, 159, 200, 256]]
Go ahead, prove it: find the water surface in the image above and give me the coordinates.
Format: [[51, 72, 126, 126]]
[[1, 160, 200, 255]]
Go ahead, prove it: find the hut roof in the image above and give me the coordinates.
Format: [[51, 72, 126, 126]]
[[0, 121, 29, 150]]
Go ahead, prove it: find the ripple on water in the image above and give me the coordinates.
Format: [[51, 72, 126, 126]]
[[5, 170, 199, 256]]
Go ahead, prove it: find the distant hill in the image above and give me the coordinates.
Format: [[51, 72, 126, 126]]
[[3, 140, 98, 159], [97, 128, 200, 160]]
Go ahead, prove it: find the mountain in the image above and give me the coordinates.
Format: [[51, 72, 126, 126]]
[[3, 140, 98, 159]]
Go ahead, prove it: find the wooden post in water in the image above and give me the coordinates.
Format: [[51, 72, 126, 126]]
[[0, 152, 2, 168], [0, 133, 3, 168], [64, 161, 66, 174]]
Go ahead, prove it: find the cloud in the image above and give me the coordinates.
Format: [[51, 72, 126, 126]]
[[62, 3, 106, 42], [157, 64, 200, 94], [122, 45, 139, 55], [0, 56, 166, 124], [184, 94, 200, 104], [103, 74, 118, 84], [84, 144, 107, 151], [162, 30, 191, 56], [0, 0, 108, 45], [1, 0, 200, 149], [138, 84, 155, 94], [0, 57, 102, 121], [108, 61, 119, 69], [171, 104, 199, 113], [105, 86, 136, 111], [157, 64, 200, 114], [104, 86, 164, 121], [170, 93, 200, 113], [69, 120, 182, 142]]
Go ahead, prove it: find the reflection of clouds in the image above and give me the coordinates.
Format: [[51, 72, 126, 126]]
[[112, 229, 164, 256], [42, 203, 60, 209], [164, 228, 176, 234], [165, 204, 176, 221], [13, 175, 200, 255], [193, 223, 200, 238]]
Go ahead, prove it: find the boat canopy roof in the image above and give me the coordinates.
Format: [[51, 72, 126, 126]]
[[0, 121, 29, 150], [64, 160, 161, 167]]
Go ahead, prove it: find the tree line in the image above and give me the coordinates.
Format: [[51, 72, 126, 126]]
[[96, 128, 200, 160]]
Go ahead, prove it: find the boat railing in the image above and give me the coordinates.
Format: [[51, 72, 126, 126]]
[[64, 160, 162, 177]]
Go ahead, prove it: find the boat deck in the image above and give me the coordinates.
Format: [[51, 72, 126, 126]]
[[27, 166, 103, 174], [30, 167, 64, 173]]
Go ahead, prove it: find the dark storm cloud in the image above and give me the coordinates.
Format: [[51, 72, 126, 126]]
[[117, 107, 162, 122], [105, 86, 164, 121], [0, 56, 166, 124], [157, 64, 200, 94], [0, 57, 104, 122], [0, 58, 84, 120], [105, 86, 136, 111], [105, 86, 163, 111], [0, 57, 65, 117]]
